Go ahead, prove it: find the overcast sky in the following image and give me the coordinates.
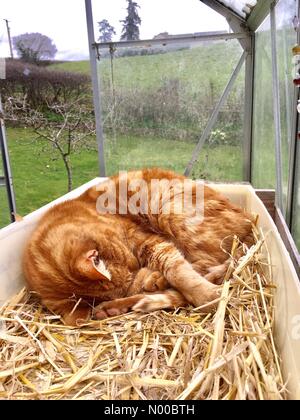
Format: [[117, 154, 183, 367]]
[[0, 0, 228, 60]]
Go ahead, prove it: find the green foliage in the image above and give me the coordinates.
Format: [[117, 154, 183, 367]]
[[43, 110, 65, 123], [1, 60, 90, 115]]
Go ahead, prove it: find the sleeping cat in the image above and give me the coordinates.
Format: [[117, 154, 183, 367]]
[[23, 168, 254, 325]]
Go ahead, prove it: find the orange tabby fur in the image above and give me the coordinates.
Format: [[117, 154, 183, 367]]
[[23, 168, 254, 325]]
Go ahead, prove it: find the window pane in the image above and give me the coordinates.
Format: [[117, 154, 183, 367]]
[[99, 39, 245, 181], [252, 1, 297, 218], [252, 17, 276, 189]]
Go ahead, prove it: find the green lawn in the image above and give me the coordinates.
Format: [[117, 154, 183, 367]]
[[0, 128, 243, 228]]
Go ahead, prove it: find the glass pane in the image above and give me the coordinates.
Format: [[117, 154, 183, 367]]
[[218, 0, 257, 18], [252, 17, 276, 190], [98, 38, 245, 181], [253, 1, 297, 217], [276, 0, 297, 215], [189, 67, 245, 181]]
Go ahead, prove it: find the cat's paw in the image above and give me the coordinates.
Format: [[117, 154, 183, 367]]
[[93, 295, 142, 320], [204, 263, 228, 285], [143, 272, 169, 292], [93, 302, 129, 320], [181, 279, 221, 312], [132, 294, 171, 312]]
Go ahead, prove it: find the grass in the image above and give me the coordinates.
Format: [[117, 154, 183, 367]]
[[50, 42, 244, 93], [0, 128, 243, 228]]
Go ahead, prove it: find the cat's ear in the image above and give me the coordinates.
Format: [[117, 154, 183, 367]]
[[78, 250, 111, 282]]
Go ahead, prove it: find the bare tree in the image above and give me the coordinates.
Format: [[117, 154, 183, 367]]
[[13, 32, 57, 63], [29, 101, 95, 192]]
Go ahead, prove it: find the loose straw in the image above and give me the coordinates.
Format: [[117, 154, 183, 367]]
[[0, 227, 287, 400]]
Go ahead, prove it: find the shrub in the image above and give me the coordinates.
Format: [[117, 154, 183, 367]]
[[0, 59, 91, 112]]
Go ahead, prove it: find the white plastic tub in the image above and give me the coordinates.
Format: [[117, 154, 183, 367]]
[[0, 179, 299, 399]]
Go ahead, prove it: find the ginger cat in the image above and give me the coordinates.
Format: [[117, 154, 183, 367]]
[[23, 168, 254, 325]]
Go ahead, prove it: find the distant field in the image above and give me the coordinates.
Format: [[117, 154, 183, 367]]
[[50, 42, 245, 147], [50, 60, 91, 74], [0, 128, 243, 228], [50, 41, 244, 93]]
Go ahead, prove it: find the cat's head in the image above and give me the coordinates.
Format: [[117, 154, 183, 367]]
[[23, 230, 114, 299]]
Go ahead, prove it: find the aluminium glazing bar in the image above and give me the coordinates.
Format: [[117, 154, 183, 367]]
[[270, 3, 284, 212], [184, 51, 247, 177], [95, 32, 248, 50], [200, 0, 247, 25], [85, 0, 106, 177], [243, 35, 255, 182], [247, 0, 279, 32], [0, 95, 16, 223], [200, 0, 251, 51]]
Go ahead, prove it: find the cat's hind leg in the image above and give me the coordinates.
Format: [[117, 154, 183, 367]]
[[202, 245, 251, 285], [137, 238, 221, 309], [93, 289, 187, 320], [204, 263, 228, 285]]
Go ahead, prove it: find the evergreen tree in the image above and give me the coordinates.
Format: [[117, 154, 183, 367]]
[[98, 19, 116, 43], [120, 0, 141, 41]]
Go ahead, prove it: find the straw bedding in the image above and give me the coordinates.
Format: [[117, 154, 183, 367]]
[[0, 224, 287, 400]]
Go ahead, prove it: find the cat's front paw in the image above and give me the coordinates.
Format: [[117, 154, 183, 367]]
[[93, 302, 129, 320], [93, 295, 143, 320]]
